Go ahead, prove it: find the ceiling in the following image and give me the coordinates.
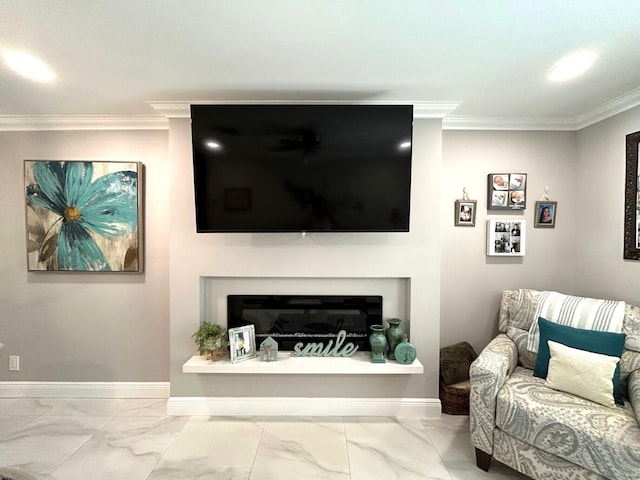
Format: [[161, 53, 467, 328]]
[[2, 0, 640, 128]]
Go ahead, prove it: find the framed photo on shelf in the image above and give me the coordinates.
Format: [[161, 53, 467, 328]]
[[487, 173, 527, 210], [534, 201, 557, 228], [229, 325, 257, 363], [454, 200, 477, 227], [487, 219, 526, 256]]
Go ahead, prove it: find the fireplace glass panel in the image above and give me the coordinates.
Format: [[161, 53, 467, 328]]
[[228, 295, 382, 350]]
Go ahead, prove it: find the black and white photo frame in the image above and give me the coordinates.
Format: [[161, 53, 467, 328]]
[[229, 325, 256, 363], [487, 219, 526, 256], [488, 173, 527, 210]]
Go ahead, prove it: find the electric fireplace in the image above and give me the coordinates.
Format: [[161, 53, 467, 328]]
[[227, 295, 383, 351]]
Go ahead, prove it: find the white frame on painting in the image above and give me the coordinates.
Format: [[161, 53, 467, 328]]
[[486, 219, 526, 256], [229, 325, 257, 364]]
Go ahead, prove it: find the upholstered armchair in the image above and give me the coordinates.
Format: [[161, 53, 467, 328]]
[[470, 289, 640, 480]]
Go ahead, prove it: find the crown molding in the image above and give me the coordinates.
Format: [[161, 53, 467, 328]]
[[413, 102, 461, 118], [2, 87, 639, 131], [442, 115, 577, 131], [0, 115, 168, 131], [444, 86, 640, 131], [148, 100, 461, 119], [575, 86, 640, 130], [147, 101, 191, 118]]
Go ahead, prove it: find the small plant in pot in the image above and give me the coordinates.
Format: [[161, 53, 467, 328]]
[[192, 322, 228, 361]]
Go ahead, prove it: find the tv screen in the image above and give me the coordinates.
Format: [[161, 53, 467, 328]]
[[191, 104, 413, 232]]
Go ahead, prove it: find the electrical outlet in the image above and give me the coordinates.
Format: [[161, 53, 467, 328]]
[[9, 356, 19, 371]]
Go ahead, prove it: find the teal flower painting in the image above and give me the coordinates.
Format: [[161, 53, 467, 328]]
[[25, 161, 143, 272]]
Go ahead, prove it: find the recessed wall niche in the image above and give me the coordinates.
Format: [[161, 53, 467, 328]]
[[200, 276, 410, 334]]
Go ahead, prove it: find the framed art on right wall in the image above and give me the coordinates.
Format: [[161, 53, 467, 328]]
[[486, 219, 526, 256], [534, 201, 557, 228], [454, 199, 477, 227], [624, 130, 640, 259], [487, 173, 527, 210]]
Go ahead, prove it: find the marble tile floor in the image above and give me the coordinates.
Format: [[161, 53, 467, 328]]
[[0, 398, 529, 480]]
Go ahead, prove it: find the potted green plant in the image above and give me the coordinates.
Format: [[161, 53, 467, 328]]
[[192, 321, 228, 361]]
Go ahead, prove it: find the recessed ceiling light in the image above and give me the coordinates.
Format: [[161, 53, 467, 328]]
[[2, 49, 56, 83], [548, 50, 596, 82], [399, 141, 411, 149], [205, 140, 221, 150]]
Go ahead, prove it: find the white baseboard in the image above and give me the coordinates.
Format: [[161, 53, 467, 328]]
[[167, 396, 441, 417], [0, 381, 170, 398]]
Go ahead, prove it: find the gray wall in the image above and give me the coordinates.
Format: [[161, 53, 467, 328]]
[[575, 106, 640, 305], [1, 105, 639, 387], [0, 130, 170, 381], [440, 130, 578, 353], [168, 117, 444, 399], [439, 105, 640, 352]]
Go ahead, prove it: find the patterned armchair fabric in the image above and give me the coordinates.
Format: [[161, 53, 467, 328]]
[[470, 289, 640, 480], [630, 370, 640, 428], [469, 334, 517, 455]]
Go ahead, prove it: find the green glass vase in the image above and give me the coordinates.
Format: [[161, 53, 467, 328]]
[[385, 318, 403, 361], [369, 324, 387, 363]]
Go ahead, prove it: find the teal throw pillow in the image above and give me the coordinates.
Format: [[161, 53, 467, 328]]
[[533, 317, 626, 405]]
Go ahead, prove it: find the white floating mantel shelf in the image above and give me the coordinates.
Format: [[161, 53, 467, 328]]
[[183, 352, 423, 375]]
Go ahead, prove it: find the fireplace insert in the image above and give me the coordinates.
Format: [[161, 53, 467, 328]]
[[227, 295, 383, 351]]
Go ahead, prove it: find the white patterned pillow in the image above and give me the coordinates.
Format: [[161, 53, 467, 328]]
[[545, 341, 620, 408]]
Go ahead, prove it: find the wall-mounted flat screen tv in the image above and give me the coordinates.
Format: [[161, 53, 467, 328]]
[[191, 104, 413, 232]]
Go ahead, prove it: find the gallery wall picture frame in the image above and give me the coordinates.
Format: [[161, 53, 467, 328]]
[[534, 201, 558, 228], [229, 325, 257, 364], [454, 200, 477, 226], [487, 219, 526, 256], [624, 129, 640, 260], [487, 173, 527, 210], [24, 160, 144, 272]]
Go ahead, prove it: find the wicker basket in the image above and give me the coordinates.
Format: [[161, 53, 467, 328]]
[[439, 379, 471, 415], [439, 341, 477, 415]]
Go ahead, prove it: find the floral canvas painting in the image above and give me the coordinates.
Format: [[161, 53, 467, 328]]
[[25, 160, 143, 272]]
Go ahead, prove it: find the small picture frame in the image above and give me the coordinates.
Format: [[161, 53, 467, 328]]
[[487, 219, 526, 256], [229, 325, 257, 363], [454, 200, 477, 227], [487, 173, 527, 210], [534, 201, 557, 228]]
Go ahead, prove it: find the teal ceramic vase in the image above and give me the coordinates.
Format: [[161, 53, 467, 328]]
[[385, 318, 403, 361], [369, 324, 387, 363], [394, 335, 417, 365]]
